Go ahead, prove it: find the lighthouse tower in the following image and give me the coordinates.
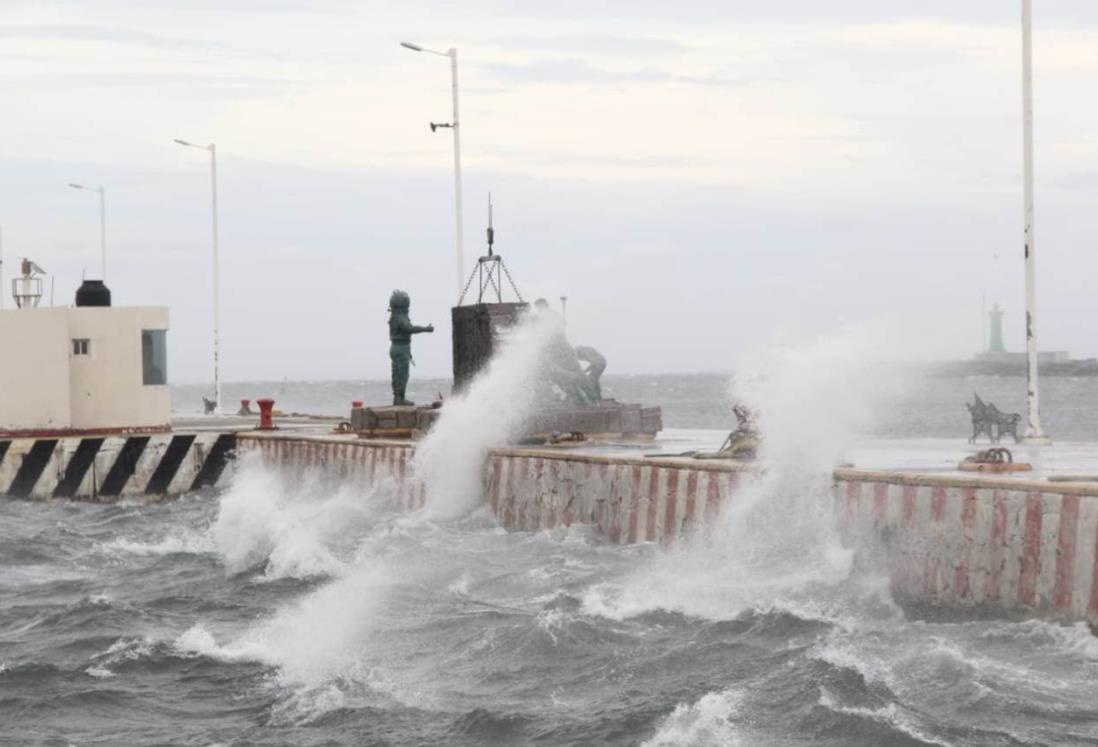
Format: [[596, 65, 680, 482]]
[[988, 304, 1006, 354]]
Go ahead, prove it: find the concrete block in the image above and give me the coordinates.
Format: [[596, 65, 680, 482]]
[[621, 406, 642, 434], [452, 302, 528, 392]]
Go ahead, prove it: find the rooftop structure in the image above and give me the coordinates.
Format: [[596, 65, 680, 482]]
[[0, 278, 170, 437]]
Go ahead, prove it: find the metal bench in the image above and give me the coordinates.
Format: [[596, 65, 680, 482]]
[[966, 394, 1021, 444]]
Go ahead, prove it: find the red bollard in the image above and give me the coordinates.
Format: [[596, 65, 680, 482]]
[[238, 398, 252, 416], [256, 398, 276, 430], [351, 400, 363, 409]]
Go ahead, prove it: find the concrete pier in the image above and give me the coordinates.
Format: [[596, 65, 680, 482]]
[[0, 432, 235, 500], [8, 426, 1098, 628], [238, 432, 1098, 628], [836, 468, 1098, 624]]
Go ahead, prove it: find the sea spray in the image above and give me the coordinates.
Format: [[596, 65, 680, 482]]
[[414, 312, 558, 520], [176, 559, 395, 687], [211, 451, 381, 579], [711, 327, 878, 572], [584, 326, 889, 622]]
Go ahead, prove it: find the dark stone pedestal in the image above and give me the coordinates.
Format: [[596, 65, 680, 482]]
[[350, 405, 437, 438], [528, 401, 662, 440], [348, 400, 661, 442]]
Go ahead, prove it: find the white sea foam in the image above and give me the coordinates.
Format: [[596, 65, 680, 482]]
[[413, 312, 558, 520], [447, 572, 471, 596], [641, 688, 743, 747], [270, 683, 349, 726], [535, 608, 567, 645], [811, 637, 898, 690], [817, 688, 952, 747], [978, 618, 1098, 660], [84, 665, 115, 679], [96, 531, 213, 557], [82, 636, 158, 680], [915, 632, 1077, 696]]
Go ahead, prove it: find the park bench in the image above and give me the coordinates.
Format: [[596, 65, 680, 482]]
[[966, 394, 1021, 444]]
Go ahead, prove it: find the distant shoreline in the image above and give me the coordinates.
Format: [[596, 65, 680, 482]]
[[920, 359, 1098, 377]]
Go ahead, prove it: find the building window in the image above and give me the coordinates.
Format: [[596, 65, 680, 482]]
[[72, 338, 90, 356], [142, 329, 168, 385]]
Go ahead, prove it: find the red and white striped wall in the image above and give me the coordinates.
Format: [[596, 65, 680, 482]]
[[238, 434, 426, 511], [237, 435, 750, 542], [236, 434, 1098, 627], [835, 469, 1098, 625], [484, 450, 749, 544]]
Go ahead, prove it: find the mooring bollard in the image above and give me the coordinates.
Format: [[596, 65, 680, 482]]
[[352, 400, 363, 409], [256, 398, 276, 430], [238, 398, 252, 416]]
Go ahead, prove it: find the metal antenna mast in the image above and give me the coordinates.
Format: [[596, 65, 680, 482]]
[[457, 194, 523, 306]]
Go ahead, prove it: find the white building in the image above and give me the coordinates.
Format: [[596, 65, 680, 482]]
[[0, 306, 170, 436]]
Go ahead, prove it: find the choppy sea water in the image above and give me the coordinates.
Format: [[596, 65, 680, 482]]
[[4, 371, 1098, 745], [5, 460, 1098, 746]]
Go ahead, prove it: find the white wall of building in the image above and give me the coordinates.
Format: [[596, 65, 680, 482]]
[[0, 309, 71, 431], [0, 306, 170, 434]]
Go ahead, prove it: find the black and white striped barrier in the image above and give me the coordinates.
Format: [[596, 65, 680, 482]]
[[0, 433, 236, 501]]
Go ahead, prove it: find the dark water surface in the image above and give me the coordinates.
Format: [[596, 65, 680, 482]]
[[3, 374, 1098, 744]]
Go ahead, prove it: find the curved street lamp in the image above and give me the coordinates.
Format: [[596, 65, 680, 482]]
[[174, 138, 222, 415], [401, 40, 465, 301], [68, 182, 106, 280]]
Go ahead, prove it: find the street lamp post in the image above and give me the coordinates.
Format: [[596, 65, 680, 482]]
[[401, 41, 465, 301], [68, 183, 106, 280], [1020, 0, 1050, 444], [174, 138, 222, 415]]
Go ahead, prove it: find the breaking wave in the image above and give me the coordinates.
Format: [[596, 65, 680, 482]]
[[414, 312, 559, 520], [210, 451, 387, 580], [584, 328, 886, 623]]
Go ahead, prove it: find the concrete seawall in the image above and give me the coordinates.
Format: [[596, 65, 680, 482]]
[[835, 469, 1098, 625], [0, 432, 235, 500], [10, 429, 1096, 626], [245, 433, 426, 510], [485, 450, 749, 543], [239, 433, 1098, 628], [240, 435, 751, 542]]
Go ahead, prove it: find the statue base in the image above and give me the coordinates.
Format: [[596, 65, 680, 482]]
[[526, 400, 661, 440], [350, 404, 438, 439], [349, 400, 662, 441]]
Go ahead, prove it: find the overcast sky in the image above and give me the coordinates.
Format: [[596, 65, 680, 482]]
[[2, 1, 1098, 384]]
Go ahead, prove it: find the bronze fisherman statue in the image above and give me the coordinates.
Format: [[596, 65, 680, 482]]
[[388, 290, 433, 406]]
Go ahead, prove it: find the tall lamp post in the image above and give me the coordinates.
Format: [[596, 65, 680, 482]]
[[1020, 0, 1050, 444], [68, 183, 107, 280], [174, 138, 222, 415], [401, 41, 465, 301]]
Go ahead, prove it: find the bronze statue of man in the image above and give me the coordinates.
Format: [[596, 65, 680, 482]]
[[388, 290, 433, 406]]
